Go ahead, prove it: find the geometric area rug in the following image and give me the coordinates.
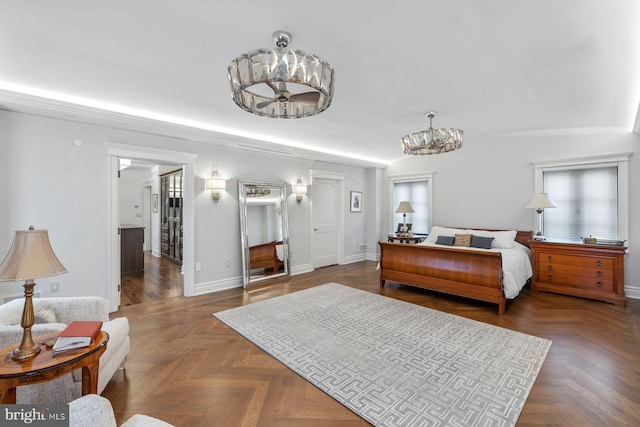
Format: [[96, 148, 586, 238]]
[[214, 283, 552, 427]]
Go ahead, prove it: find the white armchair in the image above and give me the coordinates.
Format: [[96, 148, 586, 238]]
[[69, 394, 174, 427], [0, 296, 130, 404]]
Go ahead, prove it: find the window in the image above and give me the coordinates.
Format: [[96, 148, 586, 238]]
[[389, 174, 432, 235], [533, 154, 630, 242], [543, 166, 617, 240]]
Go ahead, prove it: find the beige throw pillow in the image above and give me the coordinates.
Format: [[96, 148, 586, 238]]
[[454, 233, 472, 247], [34, 306, 58, 324]]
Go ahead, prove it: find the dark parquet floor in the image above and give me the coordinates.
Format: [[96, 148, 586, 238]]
[[104, 259, 640, 426], [120, 252, 183, 306]]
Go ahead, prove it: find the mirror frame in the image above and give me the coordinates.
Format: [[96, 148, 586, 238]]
[[238, 179, 290, 287]]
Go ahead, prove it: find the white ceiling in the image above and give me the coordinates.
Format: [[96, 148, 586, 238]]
[[1, 1, 639, 167]]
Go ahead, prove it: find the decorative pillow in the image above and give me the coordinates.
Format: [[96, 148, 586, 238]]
[[34, 306, 58, 324], [471, 235, 494, 249], [435, 235, 455, 246], [425, 226, 466, 243], [468, 229, 517, 248], [454, 234, 472, 247]]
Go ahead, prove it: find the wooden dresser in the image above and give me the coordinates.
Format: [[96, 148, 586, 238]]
[[530, 240, 626, 306]]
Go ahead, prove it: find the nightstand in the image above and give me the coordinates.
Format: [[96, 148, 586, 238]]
[[529, 240, 626, 306]]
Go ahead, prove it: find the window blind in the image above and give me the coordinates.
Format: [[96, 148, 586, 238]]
[[543, 166, 618, 240], [393, 181, 429, 234]]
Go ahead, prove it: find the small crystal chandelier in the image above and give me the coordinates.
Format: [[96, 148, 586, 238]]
[[228, 31, 335, 119], [401, 112, 464, 155]]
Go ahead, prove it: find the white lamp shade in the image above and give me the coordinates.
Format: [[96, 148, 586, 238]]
[[205, 177, 226, 191], [293, 182, 307, 195], [395, 201, 415, 214], [0, 227, 67, 281], [526, 193, 556, 209]]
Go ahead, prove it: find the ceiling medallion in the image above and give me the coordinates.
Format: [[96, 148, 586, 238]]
[[228, 31, 335, 119], [401, 112, 464, 155]]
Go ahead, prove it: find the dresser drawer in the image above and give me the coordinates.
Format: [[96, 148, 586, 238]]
[[538, 272, 614, 291], [537, 252, 613, 269], [539, 263, 613, 281], [530, 241, 626, 306]]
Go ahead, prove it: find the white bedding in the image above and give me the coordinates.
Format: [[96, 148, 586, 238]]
[[416, 240, 533, 299]]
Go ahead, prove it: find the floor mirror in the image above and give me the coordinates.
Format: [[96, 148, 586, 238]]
[[238, 180, 290, 287]]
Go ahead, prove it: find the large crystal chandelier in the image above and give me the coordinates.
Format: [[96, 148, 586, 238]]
[[402, 112, 464, 155], [228, 31, 335, 119]]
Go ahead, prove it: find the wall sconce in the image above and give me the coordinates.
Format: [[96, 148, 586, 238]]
[[205, 169, 226, 203], [292, 179, 307, 204]]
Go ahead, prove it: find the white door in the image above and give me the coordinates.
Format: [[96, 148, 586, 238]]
[[313, 178, 339, 268]]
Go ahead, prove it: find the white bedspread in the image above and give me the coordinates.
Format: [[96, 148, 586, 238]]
[[416, 241, 533, 299]]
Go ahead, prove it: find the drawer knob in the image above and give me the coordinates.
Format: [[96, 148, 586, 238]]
[[546, 265, 553, 271], [546, 256, 553, 262], [596, 260, 603, 267], [596, 271, 603, 277], [596, 281, 603, 288], [546, 274, 553, 281]]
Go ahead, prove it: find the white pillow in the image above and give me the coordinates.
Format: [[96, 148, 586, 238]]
[[468, 229, 517, 249], [425, 226, 467, 243]]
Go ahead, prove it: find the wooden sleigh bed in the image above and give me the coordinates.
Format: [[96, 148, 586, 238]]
[[379, 229, 532, 314], [249, 241, 284, 273]]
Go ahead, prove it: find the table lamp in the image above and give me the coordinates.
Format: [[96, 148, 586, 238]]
[[526, 193, 556, 241], [0, 226, 67, 361], [395, 201, 415, 233]]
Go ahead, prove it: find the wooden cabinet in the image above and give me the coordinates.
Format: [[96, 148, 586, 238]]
[[121, 225, 144, 274], [530, 240, 626, 306]]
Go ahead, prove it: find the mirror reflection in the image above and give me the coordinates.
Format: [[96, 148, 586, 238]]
[[238, 180, 289, 286]]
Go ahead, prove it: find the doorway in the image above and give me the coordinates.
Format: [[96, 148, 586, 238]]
[[118, 163, 184, 306], [107, 143, 197, 312]]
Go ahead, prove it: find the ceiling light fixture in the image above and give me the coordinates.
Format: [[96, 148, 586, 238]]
[[228, 31, 335, 119], [402, 112, 463, 155]]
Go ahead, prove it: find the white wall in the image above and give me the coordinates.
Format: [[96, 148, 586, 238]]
[[118, 168, 147, 227], [0, 113, 10, 259], [386, 129, 640, 297], [1, 112, 110, 299], [0, 110, 376, 304]]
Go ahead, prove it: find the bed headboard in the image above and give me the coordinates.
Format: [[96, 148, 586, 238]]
[[515, 230, 533, 247]]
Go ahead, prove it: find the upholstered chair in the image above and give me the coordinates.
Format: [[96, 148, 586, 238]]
[[0, 296, 130, 404], [69, 394, 174, 427]]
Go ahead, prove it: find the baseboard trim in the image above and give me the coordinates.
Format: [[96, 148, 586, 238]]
[[344, 254, 367, 264], [624, 285, 640, 300], [194, 276, 243, 296], [366, 252, 380, 262], [291, 263, 313, 276]]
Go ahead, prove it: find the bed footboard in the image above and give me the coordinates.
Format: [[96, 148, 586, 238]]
[[379, 242, 507, 314]]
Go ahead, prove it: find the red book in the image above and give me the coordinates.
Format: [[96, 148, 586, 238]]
[[52, 321, 103, 353]]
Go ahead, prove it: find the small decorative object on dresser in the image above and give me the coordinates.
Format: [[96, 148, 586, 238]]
[[530, 240, 626, 306]]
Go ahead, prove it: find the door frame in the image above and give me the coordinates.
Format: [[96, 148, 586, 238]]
[[107, 143, 198, 312], [310, 169, 345, 269]]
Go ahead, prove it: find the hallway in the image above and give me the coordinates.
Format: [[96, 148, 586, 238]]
[[120, 251, 182, 306]]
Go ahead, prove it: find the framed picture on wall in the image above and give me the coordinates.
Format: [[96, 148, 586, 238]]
[[350, 191, 362, 212], [152, 193, 158, 213]]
